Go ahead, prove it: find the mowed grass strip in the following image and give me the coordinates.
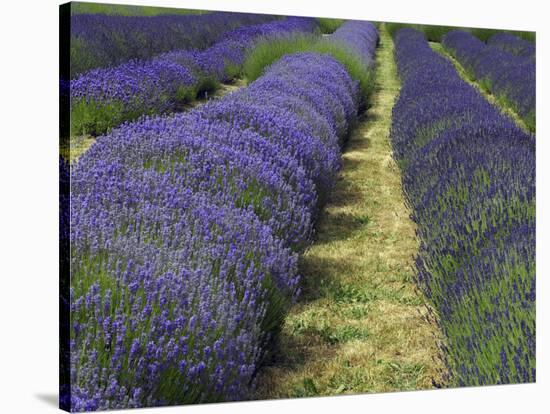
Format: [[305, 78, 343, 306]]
[[429, 42, 531, 134], [254, 24, 446, 399]]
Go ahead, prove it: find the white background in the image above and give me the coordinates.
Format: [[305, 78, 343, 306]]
[[0, 0, 547, 412]]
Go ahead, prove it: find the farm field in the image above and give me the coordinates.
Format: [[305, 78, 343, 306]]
[[60, 3, 536, 412]]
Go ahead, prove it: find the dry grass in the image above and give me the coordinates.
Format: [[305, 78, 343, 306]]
[[429, 42, 531, 134], [254, 24, 446, 400], [60, 135, 96, 164]]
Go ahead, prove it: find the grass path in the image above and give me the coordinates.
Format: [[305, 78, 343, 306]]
[[60, 80, 246, 164], [254, 24, 446, 399], [430, 42, 531, 133]]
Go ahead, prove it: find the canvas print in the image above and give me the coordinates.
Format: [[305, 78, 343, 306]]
[[59, 2, 536, 411]]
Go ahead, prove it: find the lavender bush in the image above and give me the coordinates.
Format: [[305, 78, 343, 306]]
[[240, 20, 378, 111], [70, 59, 197, 136], [331, 20, 379, 68], [442, 30, 535, 131], [392, 28, 535, 386], [70, 17, 319, 136], [488, 33, 536, 61], [65, 22, 378, 410], [70, 11, 275, 77]]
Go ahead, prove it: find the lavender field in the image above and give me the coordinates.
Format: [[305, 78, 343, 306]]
[[60, 2, 536, 412]]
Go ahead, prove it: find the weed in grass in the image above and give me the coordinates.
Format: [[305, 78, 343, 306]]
[[354, 214, 371, 226], [288, 313, 370, 345], [331, 283, 376, 304], [384, 361, 426, 389], [329, 325, 370, 344], [341, 305, 371, 320]]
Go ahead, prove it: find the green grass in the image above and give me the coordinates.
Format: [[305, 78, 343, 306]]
[[317, 18, 345, 34], [242, 34, 375, 102], [70, 2, 207, 16], [60, 135, 96, 164]]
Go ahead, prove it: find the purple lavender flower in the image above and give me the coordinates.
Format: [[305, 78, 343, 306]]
[[65, 20, 379, 411], [392, 28, 535, 387], [442, 30, 535, 130], [70, 11, 276, 77]]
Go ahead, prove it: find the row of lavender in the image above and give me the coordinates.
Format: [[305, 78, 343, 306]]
[[392, 28, 535, 386], [331, 20, 378, 68], [63, 21, 379, 411], [442, 30, 535, 131], [488, 33, 535, 61], [70, 17, 319, 136], [70, 11, 276, 77]]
